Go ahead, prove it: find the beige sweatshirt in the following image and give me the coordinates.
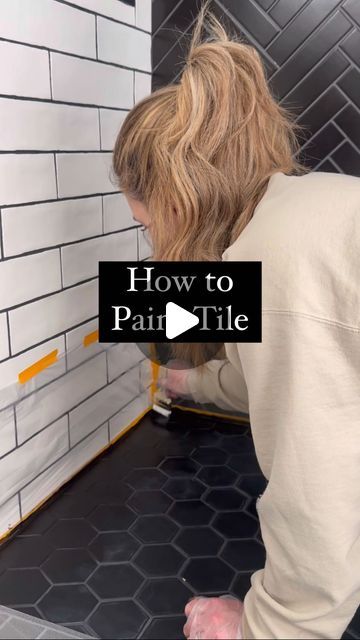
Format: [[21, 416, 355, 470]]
[[186, 170, 360, 639]]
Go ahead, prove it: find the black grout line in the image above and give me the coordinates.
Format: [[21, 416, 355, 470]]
[[0, 92, 137, 110], [13, 405, 19, 448], [67, 413, 71, 450], [48, 51, 53, 100], [0, 209, 4, 259], [0, 149, 113, 155], [59, 247, 64, 289], [95, 15, 98, 59], [17, 492, 22, 519], [101, 195, 105, 234], [97, 108, 102, 150], [0, 189, 119, 210], [53, 154, 59, 198], [5, 311, 12, 359]]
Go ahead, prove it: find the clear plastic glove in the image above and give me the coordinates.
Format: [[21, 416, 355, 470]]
[[183, 595, 244, 639], [158, 359, 192, 400]]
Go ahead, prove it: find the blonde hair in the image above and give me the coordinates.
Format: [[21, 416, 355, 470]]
[[112, 1, 309, 366]]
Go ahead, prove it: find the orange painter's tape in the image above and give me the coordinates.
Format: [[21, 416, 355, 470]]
[[18, 349, 59, 385], [83, 330, 99, 347]]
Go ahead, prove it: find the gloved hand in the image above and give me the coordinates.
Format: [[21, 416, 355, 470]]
[[158, 359, 192, 399], [183, 595, 244, 639]]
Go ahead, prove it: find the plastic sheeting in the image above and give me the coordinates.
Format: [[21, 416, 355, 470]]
[[0, 339, 152, 539]]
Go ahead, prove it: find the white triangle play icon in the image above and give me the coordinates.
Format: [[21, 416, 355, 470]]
[[165, 302, 199, 340]]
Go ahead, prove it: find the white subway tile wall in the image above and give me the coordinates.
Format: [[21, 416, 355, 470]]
[[0, 0, 152, 537], [100, 109, 128, 151], [2, 197, 103, 257], [51, 53, 134, 108], [103, 193, 135, 233], [0, 314, 9, 362]]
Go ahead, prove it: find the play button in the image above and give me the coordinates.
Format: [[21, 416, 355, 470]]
[[165, 302, 199, 340]]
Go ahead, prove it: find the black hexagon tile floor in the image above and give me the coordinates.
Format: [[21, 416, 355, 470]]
[[0, 410, 359, 640]]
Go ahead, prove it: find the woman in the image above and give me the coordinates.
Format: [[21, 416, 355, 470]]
[[112, 3, 360, 639]]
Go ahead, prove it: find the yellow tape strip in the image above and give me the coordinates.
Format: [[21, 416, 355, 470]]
[[83, 330, 99, 347], [173, 403, 250, 424], [18, 349, 59, 385], [149, 344, 160, 401]]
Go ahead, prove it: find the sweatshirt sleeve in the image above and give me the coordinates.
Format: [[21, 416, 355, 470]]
[[238, 313, 360, 639], [185, 351, 249, 415]]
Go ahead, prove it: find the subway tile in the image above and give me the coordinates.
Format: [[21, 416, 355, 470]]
[[135, 72, 152, 103], [1, 417, 69, 506], [100, 109, 128, 151], [267, 0, 342, 65], [109, 391, 150, 441], [0, 41, 51, 99], [103, 193, 135, 233], [139, 358, 152, 391], [138, 227, 152, 261], [16, 352, 107, 444], [0, 0, 96, 57], [0, 407, 16, 458], [302, 123, 344, 169], [0, 336, 65, 402], [0, 250, 61, 311], [281, 50, 349, 115], [0, 99, 100, 151], [2, 197, 103, 257], [107, 343, 144, 382], [20, 424, 108, 518], [221, 0, 279, 47], [270, 12, 352, 100], [269, 0, 308, 27], [56, 153, 114, 198], [343, 0, 360, 26], [256, 0, 275, 9], [0, 314, 9, 362], [61, 228, 138, 287], [136, 0, 152, 32], [341, 29, 360, 66], [68, 0, 135, 24], [332, 142, 360, 177], [0, 496, 20, 538], [152, 0, 196, 70], [66, 319, 103, 370], [9, 279, 98, 355], [69, 364, 141, 446], [338, 67, 360, 109], [335, 104, 360, 150], [0, 155, 57, 207], [316, 159, 339, 173], [51, 53, 133, 108], [297, 87, 347, 142], [97, 17, 151, 72], [152, 0, 179, 34]]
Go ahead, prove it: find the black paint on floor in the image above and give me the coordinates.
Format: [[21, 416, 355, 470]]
[[0, 410, 359, 640]]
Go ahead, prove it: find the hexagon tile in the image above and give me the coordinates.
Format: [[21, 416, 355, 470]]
[[0, 410, 358, 640]]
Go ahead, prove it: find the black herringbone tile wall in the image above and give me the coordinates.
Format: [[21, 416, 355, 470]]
[[152, 0, 360, 176], [151, 2, 360, 639]]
